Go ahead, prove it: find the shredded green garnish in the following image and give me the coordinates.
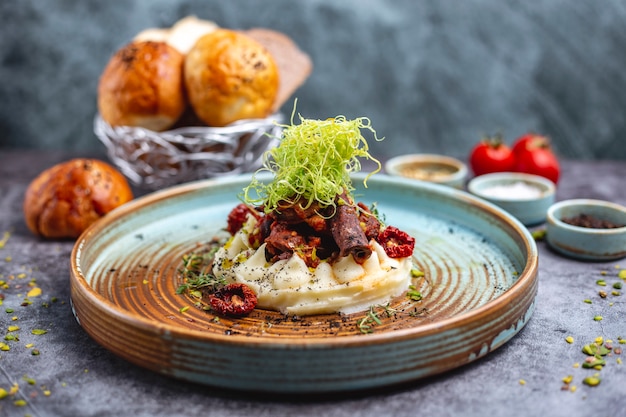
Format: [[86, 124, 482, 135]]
[[243, 110, 383, 213]]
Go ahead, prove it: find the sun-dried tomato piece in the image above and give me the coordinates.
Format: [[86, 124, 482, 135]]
[[226, 204, 260, 235], [377, 226, 415, 258], [208, 283, 257, 316]]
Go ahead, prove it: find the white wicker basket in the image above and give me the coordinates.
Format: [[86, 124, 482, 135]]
[[94, 113, 283, 190]]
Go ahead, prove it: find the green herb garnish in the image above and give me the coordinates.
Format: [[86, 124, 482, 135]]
[[357, 303, 398, 334], [368, 202, 386, 225], [176, 252, 226, 295], [243, 109, 383, 213]]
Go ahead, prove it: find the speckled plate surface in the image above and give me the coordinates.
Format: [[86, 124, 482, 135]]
[[70, 173, 538, 393]]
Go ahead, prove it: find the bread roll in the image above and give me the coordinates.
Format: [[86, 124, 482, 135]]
[[23, 159, 134, 239], [184, 29, 279, 127], [245, 28, 313, 112], [133, 28, 171, 43], [98, 41, 186, 131], [134, 16, 219, 55], [168, 16, 218, 54]]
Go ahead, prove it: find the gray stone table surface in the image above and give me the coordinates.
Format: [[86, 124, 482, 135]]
[[0, 150, 625, 417]]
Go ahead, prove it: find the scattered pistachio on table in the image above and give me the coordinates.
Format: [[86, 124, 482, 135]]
[[0, 230, 65, 409], [562, 336, 623, 391]]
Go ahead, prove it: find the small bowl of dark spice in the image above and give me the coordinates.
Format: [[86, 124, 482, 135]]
[[546, 199, 626, 261], [385, 154, 468, 189]]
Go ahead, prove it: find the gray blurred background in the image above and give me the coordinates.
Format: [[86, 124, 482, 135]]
[[1, 0, 625, 161]]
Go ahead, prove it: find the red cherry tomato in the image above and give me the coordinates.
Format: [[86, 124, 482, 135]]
[[511, 133, 560, 184], [469, 136, 515, 176]]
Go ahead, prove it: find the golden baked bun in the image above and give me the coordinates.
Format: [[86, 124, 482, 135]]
[[98, 41, 186, 131], [24, 159, 134, 239], [134, 16, 219, 55], [167, 16, 218, 54], [184, 29, 279, 127], [245, 28, 313, 112]]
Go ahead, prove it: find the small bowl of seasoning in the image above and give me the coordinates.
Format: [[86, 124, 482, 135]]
[[385, 154, 468, 189], [546, 199, 626, 261], [467, 172, 556, 226]]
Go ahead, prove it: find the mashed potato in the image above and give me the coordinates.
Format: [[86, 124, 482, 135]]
[[212, 216, 413, 315]]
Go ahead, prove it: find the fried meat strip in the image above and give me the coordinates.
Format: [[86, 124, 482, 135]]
[[329, 200, 372, 264]]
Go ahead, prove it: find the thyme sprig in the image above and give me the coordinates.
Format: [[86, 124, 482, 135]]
[[368, 202, 386, 226], [176, 247, 225, 295], [357, 278, 427, 333], [357, 303, 398, 334]]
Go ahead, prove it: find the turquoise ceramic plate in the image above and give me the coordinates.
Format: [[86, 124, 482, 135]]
[[70, 173, 538, 393]]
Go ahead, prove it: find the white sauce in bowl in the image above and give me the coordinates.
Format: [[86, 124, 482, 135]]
[[480, 181, 543, 200]]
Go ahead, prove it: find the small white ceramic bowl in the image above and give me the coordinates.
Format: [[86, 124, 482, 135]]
[[385, 154, 468, 189], [546, 199, 626, 261], [467, 172, 556, 226]]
